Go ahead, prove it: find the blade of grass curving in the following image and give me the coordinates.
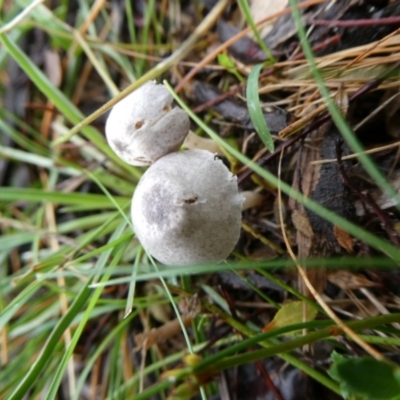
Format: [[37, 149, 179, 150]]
[[73, 311, 138, 400], [234, 270, 281, 309], [124, 246, 143, 317], [57, 212, 118, 233], [0, 302, 22, 334], [149, 257, 195, 355], [237, 0, 275, 61], [190, 321, 335, 384], [357, 335, 400, 346], [124, 0, 136, 45], [96, 44, 136, 83], [0, 0, 44, 34], [107, 330, 124, 397], [255, 268, 321, 308], [106, 335, 240, 399], [130, 381, 172, 400], [288, 0, 400, 211], [0, 232, 38, 253], [1, 108, 48, 147], [44, 222, 129, 400], [134, 0, 155, 76], [0, 145, 79, 176], [0, 279, 46, 331], [193, 312, 400, 382], [78, 256, 398, 287], [63, 232, 133, 265], [53, 0, 230, 145], [203, 303, 341, 394], [164, 81, 400, 263], [246, 63, 275, 152], [8, 279, 93, 400], [0, 188, 128, 208], [0, 31, 133, 173], [0, 117, 48, 155], [83, 170, 134, 230], [72, 30, 119, 96]]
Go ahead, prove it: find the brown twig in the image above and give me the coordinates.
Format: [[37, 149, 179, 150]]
[[310, 17, 400, 27]]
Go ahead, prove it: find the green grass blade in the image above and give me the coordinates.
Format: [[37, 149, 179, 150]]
[[0, 31, 133, 172], [44, 222, 129, 400], [8, 279, 93, 400], [237, 0, 275, 61], [0, 188, 128, 208], [246, 63, 275, 152], [73, 312, 137, 400]]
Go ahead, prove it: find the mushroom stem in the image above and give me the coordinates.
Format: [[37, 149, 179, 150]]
[[241, 190, 264, 211], [183, 130, 223, 155]]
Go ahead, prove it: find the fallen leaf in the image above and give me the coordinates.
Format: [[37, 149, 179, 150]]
[[135, 316, 192, 351], [334, 226, 354, 253], [262, 301, 317, 333], [250, 0, 288, 38], [328, 270, 379, 291]]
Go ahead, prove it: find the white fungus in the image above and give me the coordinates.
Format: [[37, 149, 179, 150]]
[[131, 149, 244, 266], [105, 81, 190, 166]]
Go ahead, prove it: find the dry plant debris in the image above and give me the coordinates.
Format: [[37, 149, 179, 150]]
[[2, 1, 400, 399]]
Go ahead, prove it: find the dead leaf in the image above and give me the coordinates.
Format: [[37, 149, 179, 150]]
[[250, 0, 288, 38], [333, 226, 354, 253], [328, 270, 379, 291], [143, 282, 171, 323], [262, 301, 317, 333], [135, 316, 192, 352], [292, 209, 313, 238], [178, 294, 201, 318], [289, 127, 326, 296]]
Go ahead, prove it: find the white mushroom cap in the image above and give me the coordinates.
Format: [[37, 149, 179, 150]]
[[105, 81, 190, 166], [131, 149, 244, 265]]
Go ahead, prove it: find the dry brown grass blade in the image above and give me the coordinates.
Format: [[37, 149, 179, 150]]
[[342, 27, 400, 71]]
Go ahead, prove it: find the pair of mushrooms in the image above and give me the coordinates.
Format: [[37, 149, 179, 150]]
[[106, 81, 244, 266]]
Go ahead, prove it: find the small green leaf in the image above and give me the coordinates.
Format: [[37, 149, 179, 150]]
[[329, 356, 400, 400], [217, 53, 244, 82], [262, 301, 317, 333], [246, 63, 274, 152], [218, 53, 235, 68]]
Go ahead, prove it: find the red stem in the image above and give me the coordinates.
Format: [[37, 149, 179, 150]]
[[310, 17, 400, 27]]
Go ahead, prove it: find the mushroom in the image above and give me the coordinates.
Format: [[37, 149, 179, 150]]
[[105, 81, 190, 166], [131, 149, 244, 265]]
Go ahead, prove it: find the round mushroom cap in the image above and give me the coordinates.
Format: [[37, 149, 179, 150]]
[[105, 81, 190, 166], [131, 149, 244, 265]]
